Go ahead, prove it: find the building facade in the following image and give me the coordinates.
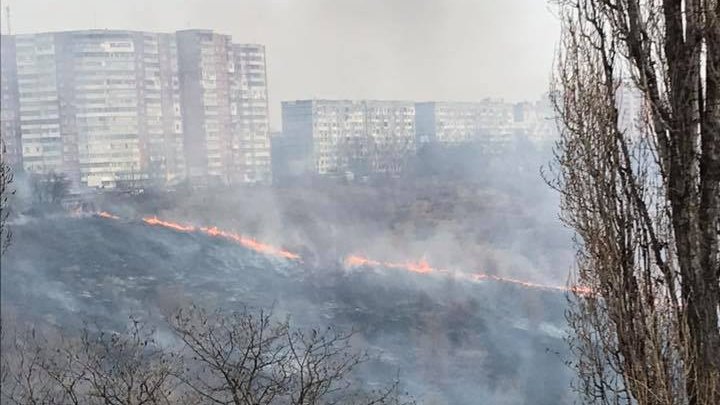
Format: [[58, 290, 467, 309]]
[[512, 95, 559, 146], [230, 44, 271, 184], [176, 31, 271, 185], [0, 35, 22, 169], [415, 100, 515, 149], [5, 28, 272, 190], [151, 33, 186, 185], [281, 99, 415, 179], [176, 29, 233, 184], [14, 30, 185, 189], [364, 100, 416, 174], [14, 32, 70, 180]]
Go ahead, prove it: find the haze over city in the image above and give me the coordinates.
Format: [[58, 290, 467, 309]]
[[3, 0, 715, 404], [0, 2, 572, 401], [0, 0, 559, 126]]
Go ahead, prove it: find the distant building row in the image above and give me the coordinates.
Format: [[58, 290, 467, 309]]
[[0, 29, 270, 189], [277, 100, 416, 178], [275, 98, 557, 180]]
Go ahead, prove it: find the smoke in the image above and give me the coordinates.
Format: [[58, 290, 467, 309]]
[[1, 138, 577, 403], [0, 1, 575, 400], [3, 0, 558, 127]]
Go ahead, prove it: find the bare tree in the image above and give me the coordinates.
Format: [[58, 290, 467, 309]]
[[1, 320, 179, 405], [550, 0, 719, 404], [169, 305, 412, 405], [0, 139, 14, 254], [73, 320, 179, 405], [1, 306, 412, 405], [1, 327, 67, 405], [30, 170, 70, 207], [169, 306, 293, 405]]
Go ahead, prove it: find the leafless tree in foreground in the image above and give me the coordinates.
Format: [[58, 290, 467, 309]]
[[0, 139, 14, 254], [1, 320, 178, 405], [169, 305, 411, 405], [549, 0, 719, 403], [1, 307, 412, 405]]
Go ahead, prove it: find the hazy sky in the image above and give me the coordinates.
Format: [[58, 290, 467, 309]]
[[1, 0, 559, 129]]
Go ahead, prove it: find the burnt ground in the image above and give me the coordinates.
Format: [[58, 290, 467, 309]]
[[2, 214, 575, 404]]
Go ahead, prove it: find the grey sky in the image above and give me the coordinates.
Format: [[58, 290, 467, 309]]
[[1, 0, 559, 129]]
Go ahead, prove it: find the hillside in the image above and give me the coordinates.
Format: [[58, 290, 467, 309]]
[[1, 213, 575, 404]]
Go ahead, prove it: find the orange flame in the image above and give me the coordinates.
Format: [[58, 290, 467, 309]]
[[142, 216, 196, 232], [97, 211, 120, 220], [139, 216, 300, 260], [93, 213, 590, 293], [469, 273, 590, 294], [345, 254, 592, 295], [199, 226, 300, 260], [345, 255, 382, 268], [401, 259, 434, 274], [344, 256, 435, 274]]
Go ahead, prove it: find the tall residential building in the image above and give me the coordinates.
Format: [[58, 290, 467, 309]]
[[415, 100, 515, 149], [176, 29, 233, 184], [364, 100, 416, 174], [280, 99, 415, 179], [616, 83, 646, 139], [15, 33, 72, 180], [151, 33, 186, 185], [176, 30, 271, 185], [230, 44, 271, 184], [0, 35, 22, 169], [513, 95, 559, 145], [14, 30, 184, 188]]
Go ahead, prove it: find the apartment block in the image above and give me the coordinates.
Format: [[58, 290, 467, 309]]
[[152, 33, 186, 185], [14, 33, 69, 179], [176, 29, 233, 184], [415, 100, 515, 149], [364, 100, 416, 174], [230, 44, 271, 184], [615, 83, 646, 139], [14, 30, 184, 188], [512, 95, 559, 145], [280, 99, 415, 179], [177, 30, 271, 185], [0, 35, 22, 169]]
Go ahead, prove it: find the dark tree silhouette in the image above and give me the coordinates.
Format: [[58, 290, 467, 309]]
[[1, 306, 413, 405], [550, 0, 720, 403]]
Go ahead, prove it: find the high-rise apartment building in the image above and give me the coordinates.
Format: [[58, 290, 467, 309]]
[[0, 35, 22, 169], [364, 100, 416, 174], [4, 28, 272, 189], [14, 30, 184, 188], [281, 99, 415, 179], [230, 44, 271, 184], [513, 95, 559, 145], [176, 30, 233, 184], [415, 100, 515, 148], [151, 33, 186, 185], [615, 83, 646, 139], [177, 30, 271, 185], [14, 33, 70, 179]]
